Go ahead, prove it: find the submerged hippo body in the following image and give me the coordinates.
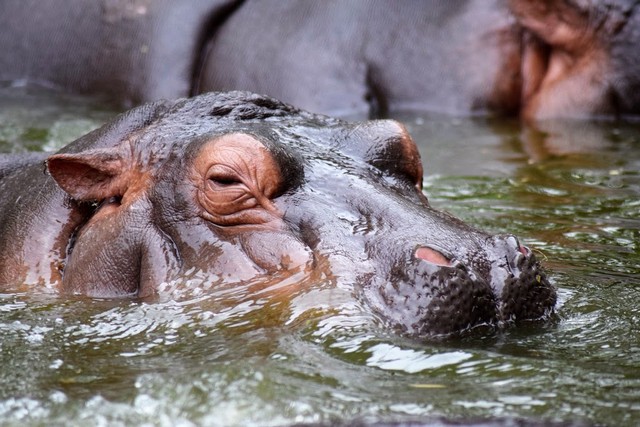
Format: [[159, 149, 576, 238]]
[[201, 0, 640, 120], [1, 1, 640, 120], [0, 92, 555, 336]]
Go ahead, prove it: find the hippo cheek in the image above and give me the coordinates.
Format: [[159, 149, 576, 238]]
[[61, 200, 179, 298], [239, 231, 314, 273]]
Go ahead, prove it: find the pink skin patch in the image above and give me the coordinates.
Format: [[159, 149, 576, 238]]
[[415, 247, 451, 267], [519, 246, 530, 256]]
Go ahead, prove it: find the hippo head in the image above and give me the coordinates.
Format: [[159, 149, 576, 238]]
[[46, 91, 556, 336]]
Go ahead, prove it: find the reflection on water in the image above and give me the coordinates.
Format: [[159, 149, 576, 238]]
[[1, 87, 640, 426], [0, 83, 116, 153], [365, 344, 472, 373]]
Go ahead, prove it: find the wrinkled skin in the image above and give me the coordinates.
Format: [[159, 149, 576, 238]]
[[0, 91, 556, 336], [1, 0, 639, 120]]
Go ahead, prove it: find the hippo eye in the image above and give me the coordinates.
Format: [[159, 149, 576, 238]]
[[209, 175, 242, 187], [206, 165, 244, 189], [195, 133, 284, 226]]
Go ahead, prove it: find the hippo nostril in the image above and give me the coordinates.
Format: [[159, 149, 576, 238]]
[[506, 235, 530, 256], [415, 247, 451, 267], [502, 235, 531, 265], [505, 235, 521, 249]]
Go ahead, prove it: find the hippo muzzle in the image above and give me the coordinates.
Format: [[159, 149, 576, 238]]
[[367, 238, 555, 336]]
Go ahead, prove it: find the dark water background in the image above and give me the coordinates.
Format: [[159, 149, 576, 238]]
[[1, 85, 639, 426]]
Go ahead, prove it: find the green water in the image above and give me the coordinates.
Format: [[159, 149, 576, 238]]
[[1, 86, 639, 426]]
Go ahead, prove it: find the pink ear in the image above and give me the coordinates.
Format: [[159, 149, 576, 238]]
[[47, 147, 130, 201]]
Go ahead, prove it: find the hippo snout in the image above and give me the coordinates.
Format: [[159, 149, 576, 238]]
[[367, 235, 556, 337], [483, 235, 556, 323], [499, 251, 556, 323]]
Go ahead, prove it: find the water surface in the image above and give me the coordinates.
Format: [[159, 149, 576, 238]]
[[1, 86, 639, 426]]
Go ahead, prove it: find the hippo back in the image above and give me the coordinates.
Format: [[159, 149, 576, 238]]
[[0, 153, 47, 181]]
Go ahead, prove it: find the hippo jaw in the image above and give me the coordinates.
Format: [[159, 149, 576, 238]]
[[363, 243, 556, 337]]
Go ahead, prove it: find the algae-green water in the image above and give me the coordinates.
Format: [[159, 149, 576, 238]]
[[1, 85, 639, 426]]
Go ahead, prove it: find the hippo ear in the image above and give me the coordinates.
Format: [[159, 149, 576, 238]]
[[47, 147, 131, 201]]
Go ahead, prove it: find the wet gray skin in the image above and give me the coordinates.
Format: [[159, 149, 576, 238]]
[[0, 91, 556, 336]]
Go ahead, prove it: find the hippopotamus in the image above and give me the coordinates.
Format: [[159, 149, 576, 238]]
[[1, 0, 639, 121], [200, 0, 640, 120], [0, 91, 556, 336]]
